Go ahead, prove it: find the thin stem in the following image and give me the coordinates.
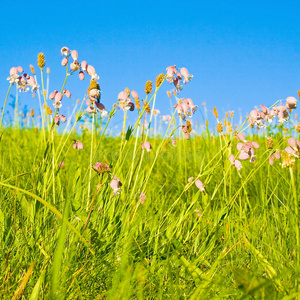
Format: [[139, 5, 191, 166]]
[[0, 82, 12, 129]]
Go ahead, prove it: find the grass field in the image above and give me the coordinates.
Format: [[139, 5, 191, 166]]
[[1, 51, 300, 299]]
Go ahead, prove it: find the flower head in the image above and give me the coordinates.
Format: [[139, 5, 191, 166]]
[[73, 140, 84, 150]]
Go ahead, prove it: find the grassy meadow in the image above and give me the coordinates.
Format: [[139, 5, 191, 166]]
[[1, 50, 300, 299]]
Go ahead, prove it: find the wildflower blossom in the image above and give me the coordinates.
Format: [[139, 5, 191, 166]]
[[73, 140, 84, 150], [195, 180, 205, 192], [61, 47, 69, 55], [166, 66, 177, 83], [285, 96, 297, 110], [140, 192, 146, 204], [237, 140, 259, 162], [229, 155, 243, 171], [61, 57, 68, 66], [180, 67, 193, 84], [141, 141, 152, 152], [91, 162, 110, 174], [269, 150, 280, 165], [110, 175, 122, 196]]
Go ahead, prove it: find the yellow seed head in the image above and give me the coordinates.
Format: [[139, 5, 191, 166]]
[[43, 89, 46, 96], [125, 87, 130, 96], [206, 120, 209, 127], [47, 67, 50, 74], [76, 99, 80, 103], [143, 100, 151, 114], [30, 109, 34, 117], [155, 73, 164, 88], [34, 127, 38, 133], [281, 152, 295, 168], [266, 137, 273, 149], [295, 113, 298, 120], [37, 53, 45, 69], [228, 125, 233, 132], [216, 122, 223, 133], [30, 64, 36, 75], [213, 107, 218, 119], [167, 91, 172, 98], [225, 112, 229, 119], [135, 98, 141, 110], [186, 120, 192, 133], [230, 111, 234, 118], [145, 81, 153, 95], [298, 90, 300, 99], [46, 107, 52, 115], [173, 90, 177, 96], [296, 125, 300, 132]]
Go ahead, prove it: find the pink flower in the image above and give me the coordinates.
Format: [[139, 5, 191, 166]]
[[286, 97, 297, 110], [195, 180, 205, 192], [131, 90, 139, 99], [79, 71, 85, 80], [61, 47, 69, 55], [64, 90, 71, 98], [95, 102, 108, 117], [17, 66, 23, 73], [181, 125, 190, 139], [285, 137, 300, 158], [71, 50, 78, 60], [166, 65, 177, 83], [91, 162, 110, 174], [27, 76, 39, 92], [273, 106, 289, 123], [60, 115, 67, 123], [237, 141, 259, 163], [49, 90, 58, 100], [118, 91, 129, 101], [188, 177, 194, 182], [86, 65, 99, 80], [70, 60, 80, 71], [229, 155, 242, 171], [173, 77, 182, 92], [53, 100, 62, 109], [86, 106, 97, 114], [110, 175, 122, 195], [184, 98, 197, 114], [141, 141, 152, 152], [236, 133, 246, 141], [55, 92, 63, 102], [140, 192, 146, 204], [81, 61, 88, 71], [180, 67, 193, 84], [171, 138, 176, 147], [54, 115, 60, 126], [249, 109, 265, 128], [61, 57, 68, 66], [73, 140, 83, 150]]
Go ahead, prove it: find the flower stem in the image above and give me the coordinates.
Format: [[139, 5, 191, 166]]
[[0, 82, 12, 129]]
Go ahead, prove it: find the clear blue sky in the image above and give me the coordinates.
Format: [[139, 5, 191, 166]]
[[1, 0, 300, 127]]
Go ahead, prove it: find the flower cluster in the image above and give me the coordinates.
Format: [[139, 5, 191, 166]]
[[249, 97, 298, 128], [49, 89, 71, 109], [174, 98, 197, 120], [116, 90, 134, 111], [7, 67, 39, 92], [166, 66, 193, 85]]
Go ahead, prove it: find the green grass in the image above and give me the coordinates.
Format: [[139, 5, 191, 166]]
[[0, 125, 299, 299]]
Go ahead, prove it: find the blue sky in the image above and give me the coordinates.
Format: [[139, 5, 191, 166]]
[[1, 0, 300, 128]]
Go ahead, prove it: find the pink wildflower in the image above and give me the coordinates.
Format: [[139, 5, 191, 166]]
[[140, 192, 146, 204], [180, 67, 193, 84], [73, 140, 83, 150], [61, 47, 69, 55], [61, 57, 68, 66], [195, 180, 205, 192], [79, 71, 85, 80], [141, 141, 152, 153]]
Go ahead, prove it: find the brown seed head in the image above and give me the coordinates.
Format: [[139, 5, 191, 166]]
[[143, 100, 151, 114], [145, 81, 153, 95], [186, 120, 192, 133], [37, 53, 45, 69], [266, 137, 273, 149], [135, 98, 141, 110], [155, 73, 165, 88]]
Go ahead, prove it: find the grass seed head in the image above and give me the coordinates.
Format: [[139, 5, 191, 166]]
[[37, 53, 45, 69], [155, 73, 164, 88], [145, 80, 153, 95]]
